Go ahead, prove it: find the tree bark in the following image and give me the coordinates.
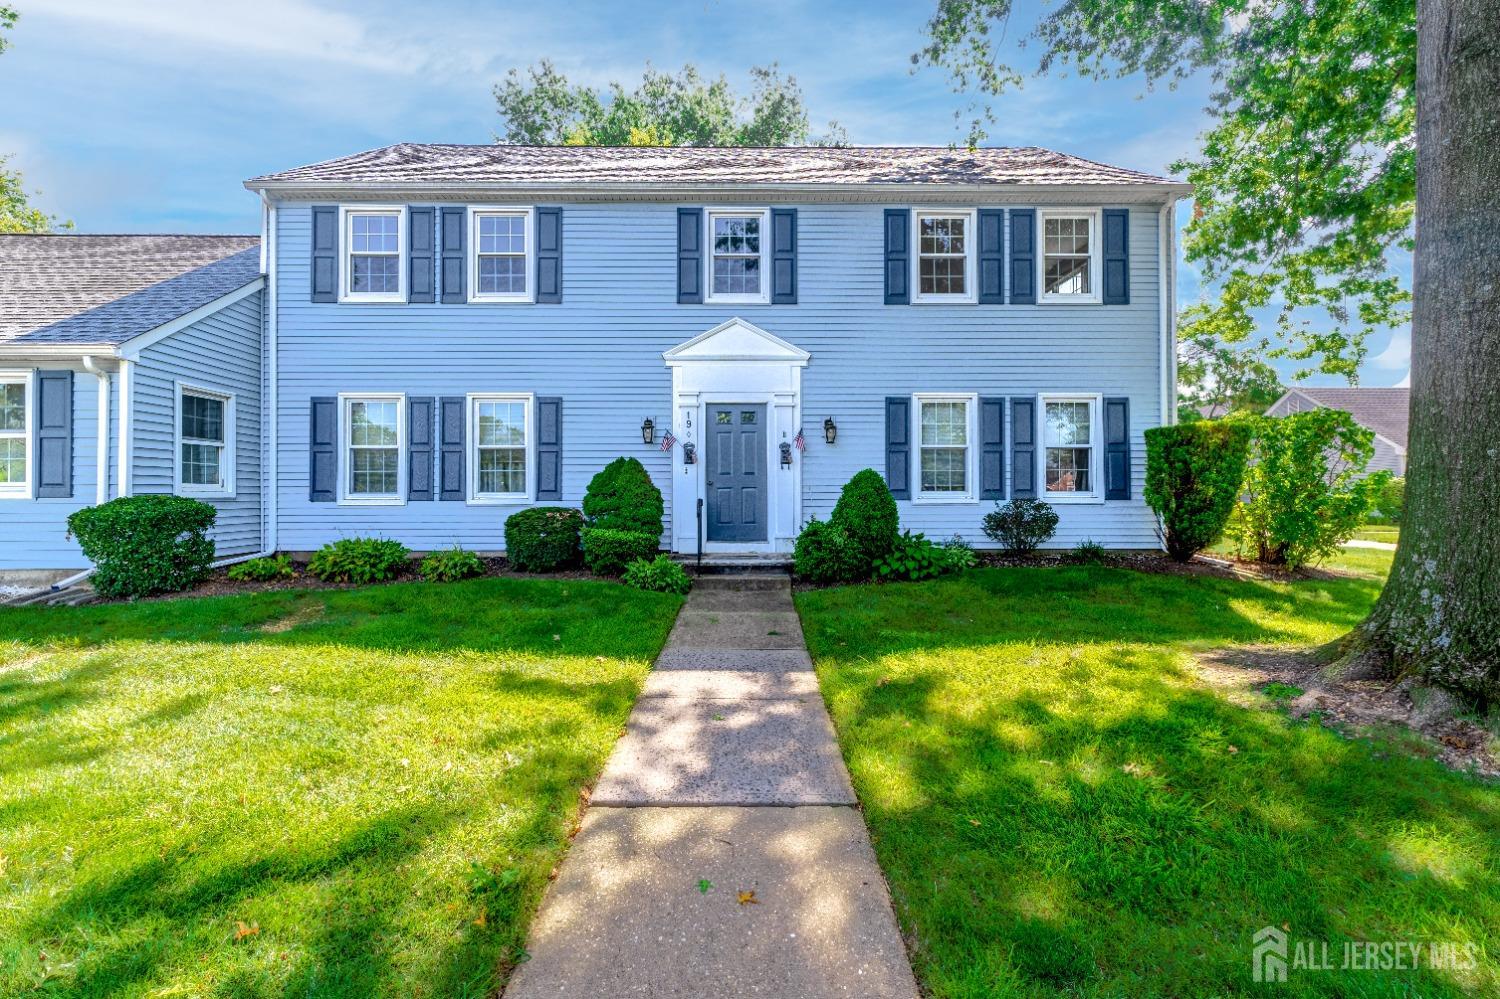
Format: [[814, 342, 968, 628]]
[[1335, 0, 1500, 704]]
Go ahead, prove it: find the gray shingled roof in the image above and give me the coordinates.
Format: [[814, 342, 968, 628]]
[[248, 143, 1179, 188], [1288, 387, 1411, 448], [0, 235, 261, 347]]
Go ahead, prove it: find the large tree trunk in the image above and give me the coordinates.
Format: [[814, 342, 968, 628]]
[[1335, 0, 1500, 704]]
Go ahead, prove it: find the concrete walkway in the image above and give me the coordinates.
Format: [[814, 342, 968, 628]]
[[504, 574, 919, 998], [1343, 539, 1398, 550]]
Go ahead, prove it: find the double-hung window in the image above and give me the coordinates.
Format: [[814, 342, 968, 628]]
[[0, 372, 30, 498], [341, 207, 405, 302], [468, 394, 531, 502], [705, 208, 770, 304], [469, 207, 534, 303], [913, 209, 976, 303], [176, 385, 234, 497], [342, 394, 404, 503], [913, 394, 977, 502], [1041, 395, 1101, 499], [1040, 210, 1100, 302]]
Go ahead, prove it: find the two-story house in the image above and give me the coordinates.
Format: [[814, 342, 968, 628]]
[[0, 144, 1188, 577]]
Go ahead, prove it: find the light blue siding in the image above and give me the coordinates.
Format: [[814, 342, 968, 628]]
[[0, 369, 99, 570]]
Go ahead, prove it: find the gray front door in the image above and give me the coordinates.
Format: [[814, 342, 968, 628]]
[[706, 404, 768, 543]]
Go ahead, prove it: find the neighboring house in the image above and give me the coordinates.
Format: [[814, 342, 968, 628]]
[[1266, 386, 1410, 476], [1, 144, 1191, 572]]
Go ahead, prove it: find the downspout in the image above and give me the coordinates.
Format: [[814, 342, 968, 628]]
[[263, 194, 279, 554], [116, 357, 133, 496], [80, 355, 110, 505]]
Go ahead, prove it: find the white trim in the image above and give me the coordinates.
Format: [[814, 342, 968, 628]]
[[265, 198, 279, 553], [911, 392, 980, 504], [117, 358, 133, 496], [1038, 393, 1105, 503], [115, 279, 265, 359], [911, 207, 978, 305], [247, 181, 1195, 202], [1038, 208, 1102, 304], [662, 316, 810, 366], [704, 207, 772, 306], [337, 205, 407, 304], [1159, 201, 1175, 426], [0, 368, 34, 499], [81, 355, 111, 505], [467, 205, 536, 304], [337, 392, 406, 505], [465, 392, 535, 504], [174, 381, 237, 499]]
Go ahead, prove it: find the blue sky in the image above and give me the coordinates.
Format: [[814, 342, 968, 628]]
[[2, 0, 1408, 386]]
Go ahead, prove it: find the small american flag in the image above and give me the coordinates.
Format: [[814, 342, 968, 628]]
[[793, 428, 806, 451], [660, 429, 677, 452]]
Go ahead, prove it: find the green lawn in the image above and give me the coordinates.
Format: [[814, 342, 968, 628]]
[[796, 568, 1499, 998], [1207, 541, 1396, 580], [0, 577, 682, 998], [1353, 525, 1401, 543]]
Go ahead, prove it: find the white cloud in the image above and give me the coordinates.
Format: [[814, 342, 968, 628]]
[[1395, 370, 1410, 387], [1370, 329, 1411, 369]]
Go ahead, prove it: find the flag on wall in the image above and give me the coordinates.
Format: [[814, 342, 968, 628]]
[[793, 428, 806, 451], [660, 429, 678, 452]]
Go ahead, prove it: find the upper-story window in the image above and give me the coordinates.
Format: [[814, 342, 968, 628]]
[[0, 372, 29, 498], [469, 207, 535, 303], [1041, 394, 1101, 500], [706, 208, 770, 305], [913, 209, 977, 304], [1041, 210, 1100, 302], [176, 385, 235, 498], [340, 206, 406, 303]]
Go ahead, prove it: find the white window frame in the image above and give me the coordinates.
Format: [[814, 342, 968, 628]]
[[911, 392, 979, 504], [1038, 209, 1102, 305], [468, 206, 536, 304], [338, 205, 407, 304], [704, 207, 772, 306], [0, 369, 33, 499], [338, 392, 406, 506], [174, 382, 236, 499], [1038, 393, 1104, 503], [911, 208, 978, 305], [466, 392, 535, 504]]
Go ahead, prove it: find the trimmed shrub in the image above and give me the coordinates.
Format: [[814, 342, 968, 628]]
[[67, 495, 216, 599], [1143, 420, 1253, 561], [582, 527, 659, 576], [227, 554, 295, 583], [829, 469, 900, 567], [622, 555, 693, 594], [1369, 475, 1405, 524], [981, 498, 1060, 554], [1063, 539, 1111, 565], [583, 457, 664, 537], [504, 507, 583, 572], [420, 547, 485, 582], [873, 530, 973, 582], [793, 517, 868, 584], [307, 537, 411, 584]]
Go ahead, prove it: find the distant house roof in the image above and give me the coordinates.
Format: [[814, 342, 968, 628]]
[[1271, 387, 1411, 449], [247, 143, 1185, 191], [0, 234, 261, 347]]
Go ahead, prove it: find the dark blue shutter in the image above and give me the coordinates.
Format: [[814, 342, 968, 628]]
[[1008, 209, 1036, 305], [536, 206, 562, 303], [1010, 397, 1037, 498], [34, 370, 72, 498], [408, 207, 435, 304], [678, 207, 703, 304], [883, 209, 910, 305], [310, 206, 338, 303], [1102, 209, 1130, 304], [440, 207, 466, 304], [439, 396, 466, 501], [309, 397, 337, 502], [408, 396, 434, 501], [771, 208, 797, 304], [535, 396, 562, 501], [884, 396, 910, 499], [979, 396, 1005, 499], [978, 209, 1005, 304], [1104, 396, 1131, 499]]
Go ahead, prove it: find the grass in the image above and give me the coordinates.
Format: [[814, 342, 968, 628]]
[[795, 567, 1500, 997], [0, 577, 682, 998], [1207, 540, 1396, 580], [1353, 525, 1400, 543]]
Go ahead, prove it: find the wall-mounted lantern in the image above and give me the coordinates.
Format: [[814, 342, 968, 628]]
[[779, 441, 793, 467], [823, 417, 838, 445], [682, 442, 696, 465], [641, 417, 655, 446]]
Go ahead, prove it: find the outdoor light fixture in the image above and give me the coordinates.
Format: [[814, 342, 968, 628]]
[[641, 417, 655, 446], [780, 441, 793, 467], [823, 417, 837, 444]]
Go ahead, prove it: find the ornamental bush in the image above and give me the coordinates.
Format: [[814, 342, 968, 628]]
[[227, 554, 295, 583], [829, 469, 900, 568], [581, 527, 659, 576], [1369, 475, 1405, 524], [419, 546, 486, 582], [307, 537, 411, 584], [981, 498, 1060, 554], [504, 507, 583, 572], [621, 554, 693, 594], [1225, 410, 1389, 569], [1143, 420, 1253, 561], [67, 495, 217, 599], [582, 457, 664, 537], [873, 530, 974, 582], [793, 517, 868, 584]]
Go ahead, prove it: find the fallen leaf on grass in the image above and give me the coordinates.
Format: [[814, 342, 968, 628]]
[[474, 909, 487, 928], [697, 878, 713, 894], [233, 921, 260, 943], [737, 890, 759, 906]]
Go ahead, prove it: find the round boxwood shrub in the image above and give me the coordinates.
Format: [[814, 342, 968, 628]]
[[504, 507, 583, 572], [582, 457, 664, 537], [67, 494, 217, 599], [830, 469, 900, 568], [981, 498, 1060, 554], [622, 554, 693, 594], [581, 527, 659, 576], [793, 517, 868, 584], [307, 537, 410, 584], [1143, 420, 1253, 561]]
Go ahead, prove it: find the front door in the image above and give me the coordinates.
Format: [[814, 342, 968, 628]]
[[705, 404, 768, 543]]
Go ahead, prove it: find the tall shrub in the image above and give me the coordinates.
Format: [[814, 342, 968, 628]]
[[505, 507, 583, 571], [1226, 410, 1389, 569], [829, 469, 900, 568], [1144, 420, 1253, 561], [67, 495, 217, 598], [582, 457, 664, 537]]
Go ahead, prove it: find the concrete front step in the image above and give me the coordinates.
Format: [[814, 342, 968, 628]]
[[690, 573, 793, 592]]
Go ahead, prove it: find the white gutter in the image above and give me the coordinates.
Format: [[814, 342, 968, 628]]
[[80, 355, 111, 504], [116, 358, 132, 496], [263, 196, 280, 554]]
